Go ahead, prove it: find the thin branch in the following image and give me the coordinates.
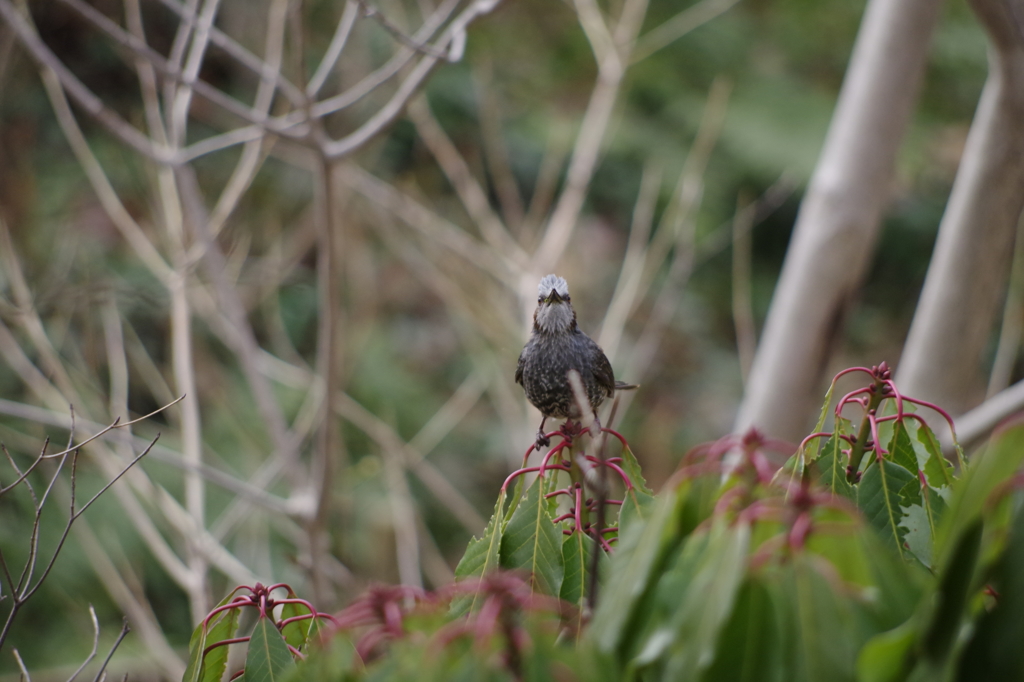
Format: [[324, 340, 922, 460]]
[[383, 453, 423, 589], [91, 619, 131, 682], [38, 69, 174, 283], [124, 0, 169, 146], [307, 0, 360, 96], [336, 392, 486, 531], [153, 0, 306, 105], [532, 0, 646, 277], [12, 649, 30, 682], [407, 94, 529, 270], [66, 605, 101, 682], [622, 78, 731, 389], [73, 517, 186, 677], [474, 58, 525, 230], [358, 0, 451, 60], [0, 0, 169, 162], [311, 0, 461, 118], [75, 438, 159, 520], [39, 397, 184, 460], [339, 162, 514, 283], [321, 0, 504, 159], [200, 0, 289, 242], [0, 398, 293, 513], [169, 0, 223, 147], [408, 368, 488, 456], [598, 160, 663, 361], [176, 165, 301, 481], [631, 0, 741, 63]]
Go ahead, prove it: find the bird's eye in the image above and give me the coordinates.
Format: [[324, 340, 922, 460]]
[[565, 296, 570, 302], [538, 297, 543, 303]]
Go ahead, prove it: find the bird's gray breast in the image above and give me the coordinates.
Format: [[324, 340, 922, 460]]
[[518, 330, 613, 419]]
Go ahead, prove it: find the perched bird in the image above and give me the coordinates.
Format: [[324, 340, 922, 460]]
[[516, 274, 637, 448]]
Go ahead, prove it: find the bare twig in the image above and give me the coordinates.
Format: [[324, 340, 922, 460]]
[[598, 161, 663, 361], [532, 0, 648, 278], [92, 619, 131, 682], [358, 0, 451, 60], [383, 453, 423, 589], [0, 428, 158, 649], [407, 95, 529, 270], [631, 0, 741, 63], [321, 0, 504, 159], [0, 0, 168, 161], [65, 605, 101, 682], [311, 0, 461, 118], [307, 0, 360, 96], [622, 78, 731, 389], [154, 0, 306, 105], [475, 58, 526, 230]]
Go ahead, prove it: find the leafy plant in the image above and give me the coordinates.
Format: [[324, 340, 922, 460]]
[[183, 365, 1024, 681]]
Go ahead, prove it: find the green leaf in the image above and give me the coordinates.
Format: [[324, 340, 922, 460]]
[[245, 616, 296, 682], [660, 521, 751, 680], [278, 594, 313, 652], [956, 493, 1024, 681], [702, 578, 783, 682], [887, 422, 919, 475], [560, 530, 593, 608], [789, 558, 860, 682], [810, 377, 840, 452], [590, 485, 684, 654], [933, 424, 1024, 562], [618, 444, 656, 533], [281, 635, 359, 682], [451, 489, 507, 616], [913, 422, 954, 488], [921, 519, 983, 666], [816, 435, 854, 499], [182, 592, 242, 682], [500, 475, 564, 596], [620, 444, 654, 496], [897, 478, 948, 569], [857, 620, 916, 682], [858, 459, 916, 557], [897, 498, 932, 568]]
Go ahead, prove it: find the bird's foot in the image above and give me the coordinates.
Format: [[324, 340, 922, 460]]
[[534, 431, 552, 451]]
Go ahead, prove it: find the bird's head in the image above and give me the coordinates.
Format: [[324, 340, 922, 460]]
[[534, 274, 576, 334]]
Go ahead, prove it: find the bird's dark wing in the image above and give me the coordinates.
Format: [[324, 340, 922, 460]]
[[515, 347, 525, 386], [591, 341, 616, 397]]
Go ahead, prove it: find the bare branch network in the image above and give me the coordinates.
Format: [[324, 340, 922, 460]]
[[0, 0, 766, 676], [0, 0, 500, 164]]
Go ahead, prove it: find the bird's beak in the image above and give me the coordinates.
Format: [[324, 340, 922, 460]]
[[544, 288, 564, 304]]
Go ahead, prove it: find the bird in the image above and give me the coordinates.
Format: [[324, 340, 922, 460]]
[[515, 274, 637, 449]]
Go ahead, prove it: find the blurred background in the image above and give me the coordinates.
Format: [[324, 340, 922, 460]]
[[0, 0, 988, 677]]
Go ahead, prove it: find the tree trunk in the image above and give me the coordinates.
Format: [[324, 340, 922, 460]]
[[896, 0, 1024, 416], [734, 0, 943, 441]]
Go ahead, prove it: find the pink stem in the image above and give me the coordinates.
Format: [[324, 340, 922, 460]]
[[883, 379, 904, 419], [574, 487, 584, 537], [501, 465, 570, 492], [203, 636, 250, 657], [869, 412, 887, 460], [900, 396, 958, 440], [599, 428, 629, 448]]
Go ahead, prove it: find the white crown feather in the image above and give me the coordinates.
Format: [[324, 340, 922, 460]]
[[537, 274, 569, 298]]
